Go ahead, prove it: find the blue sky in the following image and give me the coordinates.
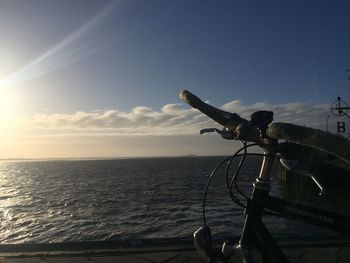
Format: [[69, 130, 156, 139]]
[[0, 0, 349, 158]]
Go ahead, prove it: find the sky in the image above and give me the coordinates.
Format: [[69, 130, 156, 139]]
[[0, 0, 350, 158]]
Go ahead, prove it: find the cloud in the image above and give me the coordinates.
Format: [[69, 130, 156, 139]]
[[222, 100, 330, 128], [24, 100, 331, 136], [4, 100, 344, 158]]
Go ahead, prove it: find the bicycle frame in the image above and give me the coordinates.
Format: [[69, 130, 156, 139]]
[[239, 149, 350, 263]]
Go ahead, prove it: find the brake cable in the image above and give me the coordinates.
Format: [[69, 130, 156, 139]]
[[226, 143, 259, 206], [230, 141, 250, 200], [227, 148, 282, 217], [202, 156, 232, 226], [202, 146, 277, 226]]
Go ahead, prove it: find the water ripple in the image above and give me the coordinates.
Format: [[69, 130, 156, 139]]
[[0, 157, 347, 244]]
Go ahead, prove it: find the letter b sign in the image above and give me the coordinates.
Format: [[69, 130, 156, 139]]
[[337, 122, 346, 133]]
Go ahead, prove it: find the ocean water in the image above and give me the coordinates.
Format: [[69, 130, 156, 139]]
[[0, 156, 348, 244]]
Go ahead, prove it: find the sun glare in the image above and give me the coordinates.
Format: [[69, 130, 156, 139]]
[[0, 87, 17, 130]]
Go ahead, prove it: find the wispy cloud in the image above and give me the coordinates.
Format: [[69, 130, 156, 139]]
[[24, 100, 331, 136]]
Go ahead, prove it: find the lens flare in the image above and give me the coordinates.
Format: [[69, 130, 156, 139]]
[[0, 0, 118, 90]]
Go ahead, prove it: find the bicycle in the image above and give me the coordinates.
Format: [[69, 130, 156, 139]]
[[179, 90, 350, 263]]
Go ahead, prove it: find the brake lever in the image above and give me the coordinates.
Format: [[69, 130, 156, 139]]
[[200, 128, 237, 140], [279, 158, 326, 196]]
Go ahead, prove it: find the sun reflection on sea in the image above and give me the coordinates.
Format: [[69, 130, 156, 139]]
[[0, 162, 35, 243]]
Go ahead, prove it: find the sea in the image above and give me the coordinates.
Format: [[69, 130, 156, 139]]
[[0, 156, 348, 244]]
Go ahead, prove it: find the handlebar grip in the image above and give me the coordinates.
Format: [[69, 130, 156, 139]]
[[179, 90, 248, 128], [267, 123, 350, 164], [179, 90, 203, 109]]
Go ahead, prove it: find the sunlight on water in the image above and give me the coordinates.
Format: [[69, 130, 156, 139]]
[[0, 157, 347, 244]]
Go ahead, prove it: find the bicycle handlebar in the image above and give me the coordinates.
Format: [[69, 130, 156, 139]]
[[179, 90, 248, 129], [180, 90, 350, 164]]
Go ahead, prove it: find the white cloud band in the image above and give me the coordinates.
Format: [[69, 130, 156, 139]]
[[25, 100, 330, 136]]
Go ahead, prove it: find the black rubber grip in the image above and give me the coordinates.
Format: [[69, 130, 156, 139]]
[[179, 90, 247, 128], [267, 123, 350, 164], [179, 90, 203, 109]]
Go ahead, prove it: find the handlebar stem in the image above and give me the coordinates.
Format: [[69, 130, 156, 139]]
[[254, 147, 276, 191]]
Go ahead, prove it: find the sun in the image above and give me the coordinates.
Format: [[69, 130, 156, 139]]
[[0, 89, 9, 116], [0, 87, 16, 127], [0, 88, 23, 148]]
